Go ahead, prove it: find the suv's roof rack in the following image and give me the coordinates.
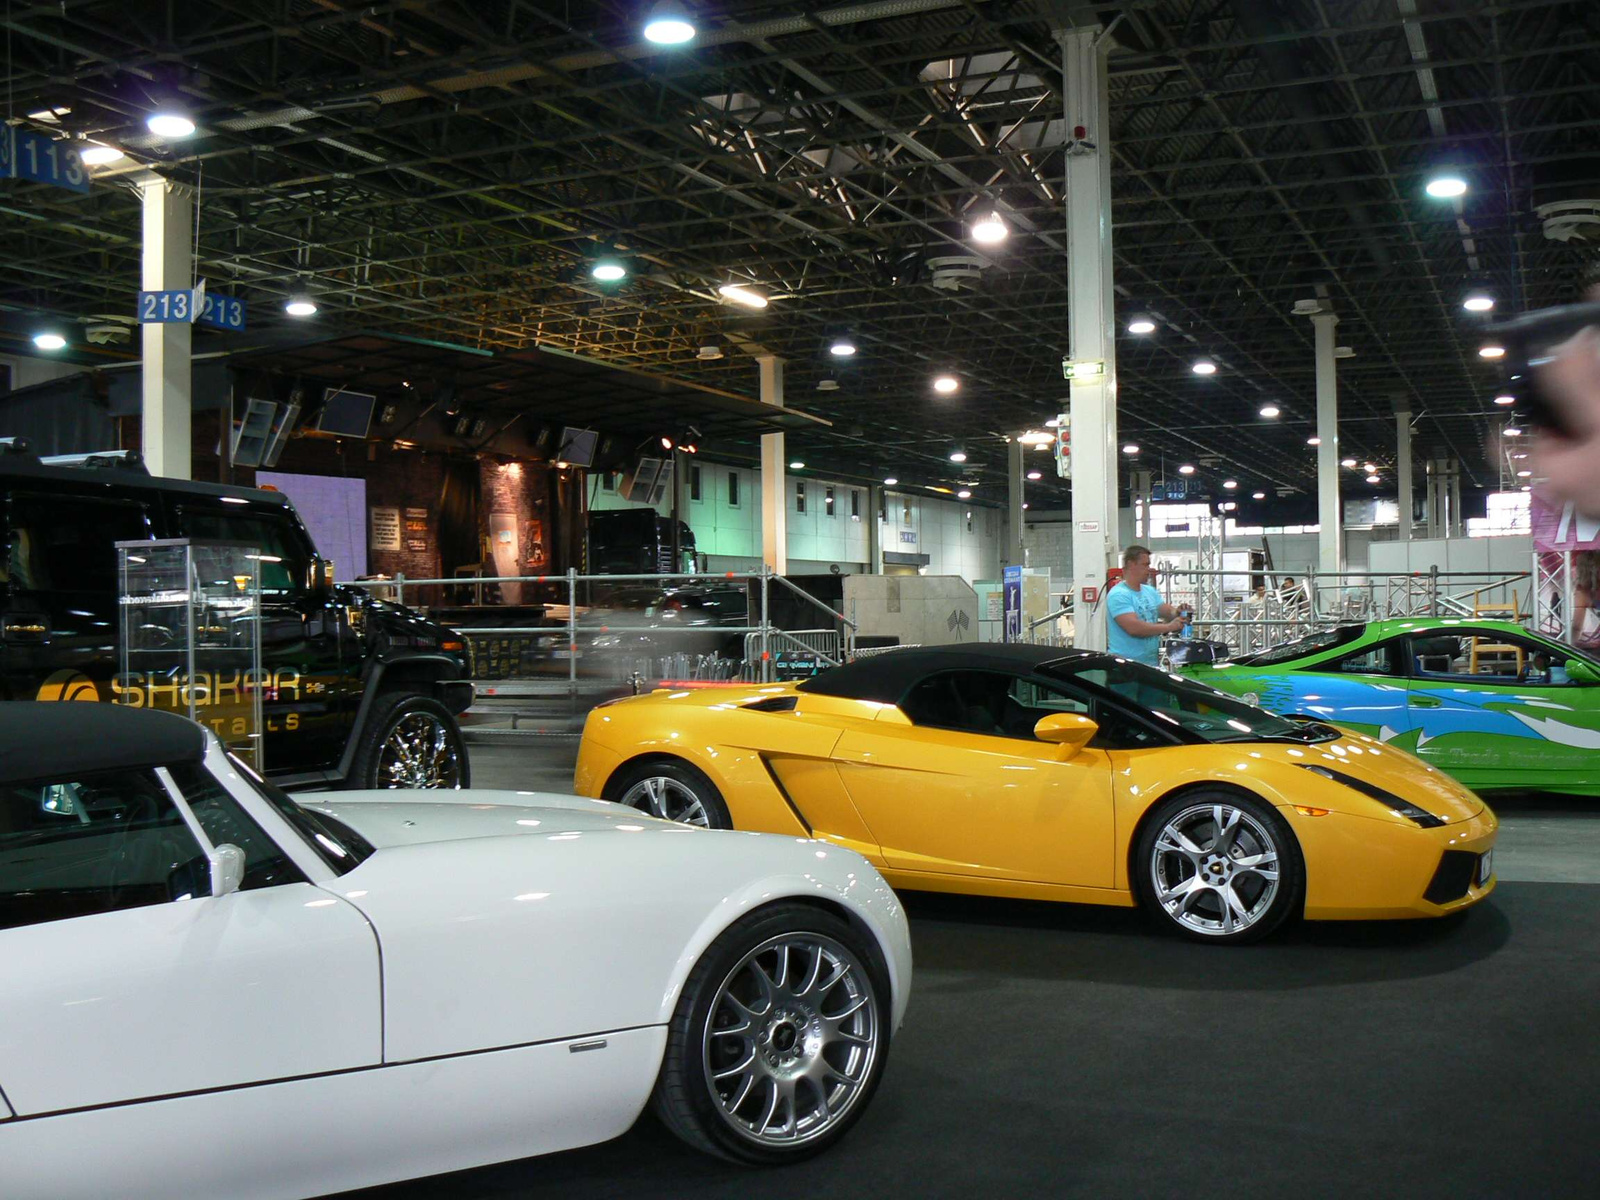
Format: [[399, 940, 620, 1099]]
[[35, 450, 149, 474]]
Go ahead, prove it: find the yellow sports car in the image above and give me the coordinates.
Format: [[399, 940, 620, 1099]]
[[574, 645, 1498, 944]]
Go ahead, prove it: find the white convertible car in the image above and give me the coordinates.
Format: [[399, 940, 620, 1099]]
[[0, 704, 911, 1199]]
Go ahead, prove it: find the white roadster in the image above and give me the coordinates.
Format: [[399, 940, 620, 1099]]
[[0, 704, 911, 1199]]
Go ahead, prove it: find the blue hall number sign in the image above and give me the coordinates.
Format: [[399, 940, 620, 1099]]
[[1, 129, 91, 194], [138, 290, 247, 332]]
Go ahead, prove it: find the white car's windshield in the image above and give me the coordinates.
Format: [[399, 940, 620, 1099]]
[[226, 754, 374, 873]]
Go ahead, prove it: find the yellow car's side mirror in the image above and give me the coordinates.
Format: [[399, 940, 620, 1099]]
[[1033, 712, 1098, 757]]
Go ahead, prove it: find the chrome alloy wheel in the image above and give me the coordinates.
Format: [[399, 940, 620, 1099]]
[[620, 776, 708, 825], [702, 934, 880, 1147], [377, 712, 463, 789], [1150, 803, 1281, 938]]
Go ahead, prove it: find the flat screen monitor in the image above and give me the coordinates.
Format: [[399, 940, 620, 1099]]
[[315, 388, 376, 438], [557, 426, 599, 467]]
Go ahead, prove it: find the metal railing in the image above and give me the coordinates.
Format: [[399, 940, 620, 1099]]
[[339, 566, 856, 687]]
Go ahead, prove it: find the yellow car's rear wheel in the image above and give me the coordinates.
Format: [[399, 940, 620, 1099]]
[[1136, 791, 1303, 944], [609, 759, 732, 828]]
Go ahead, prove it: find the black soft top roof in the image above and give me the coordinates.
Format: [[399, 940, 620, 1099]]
[[799, 644, 1096, 705], [0, 703, 207, 785]]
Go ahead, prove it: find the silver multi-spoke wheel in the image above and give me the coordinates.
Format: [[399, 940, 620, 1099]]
[[702, 933, 880, 1148], [1150, 802, 1282, 938], [377, 711, 463, 789], [620, 775, 709, 825]]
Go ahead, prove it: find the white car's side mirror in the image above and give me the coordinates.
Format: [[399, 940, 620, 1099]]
[[209, 844, 246, 897]]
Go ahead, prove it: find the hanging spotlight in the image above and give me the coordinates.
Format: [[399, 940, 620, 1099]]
[[970, 211, 1008, 245], [283, 291, 318, 317], [79, 143, 125, 166], [1252, 491, 1266, 500], [146, 109, 197, 139], [1178, 464, 1195, 475], [789, 460, 805, 470], [1307, 436, 1322, 446], [1191, 359, 1217, 376], [660, 435, 675, 451], [642, 0, 696, 45], [1122, 444, 1140, 455], [883, 476, 898, 486], [1223, 479, 1238, 490], [1126, 315, 1156, 335], [1504, 426, 1522, 437], [949, 451, 967, 463], [1366, 474, 1381, 484], [1341, 458, 1357, 468], [957, 489, 973, 500], [31, 330, 67, 352], [717, 283, 768, 309], [828, 334, 857, 357], [590, 255, 627, 282], [1425, 173, 1468, 199], [1363, 462, 1378, 472], [933, 375, 960, 394], [1026, 470, 1043, 481], [1478, 343, 1505, 359], [1493, 394, 1515, 406], [1462, 292, 1495, 313], [1259, 404, 1281, 419]]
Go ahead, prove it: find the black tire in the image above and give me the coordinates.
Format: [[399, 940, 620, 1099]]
[[1134, 789, 1304, 945], [348, 693, 470, 790], [605, 758, 731, 828], [652, 903, 891, 1164]]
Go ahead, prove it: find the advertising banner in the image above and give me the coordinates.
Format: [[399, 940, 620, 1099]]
[[1532, 490, 1600, 552], [1002, 565, 1022, 642]]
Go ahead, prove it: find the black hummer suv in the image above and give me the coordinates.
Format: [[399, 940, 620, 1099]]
[[0, 451, 472, 789]]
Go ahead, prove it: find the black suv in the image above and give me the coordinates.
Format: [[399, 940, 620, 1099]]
[[0, 453, 472, 789]]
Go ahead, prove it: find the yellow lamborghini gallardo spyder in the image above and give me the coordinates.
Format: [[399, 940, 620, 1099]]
[[574, 645, 1498, 944]]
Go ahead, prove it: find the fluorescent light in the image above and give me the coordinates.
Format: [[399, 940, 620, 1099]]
[[32, 332, 66, 351], [970, 211, 1007, 245], [79, 143, 125, 166], [1191, 359, 1217, 376], [1259, 405, 1281, 419], [1223, 480, 1238, 490], [1341, 458, 1357, 468], [1425, 174, 1468, 199], [1178, 464, 1195, 475], [957, 489, 972, 499], [1026, 470, 1042, 481], [1307, 436, 1321, 446], [1478, 344, 1505, 359], [590, 257, 626, 282], [642, 1, 695, 44], [1122, 444, 1140, 455], [1126, 315, 1156, 335], [933, 375, 960, 394], [146, 112, 196, 138], [1463, 293, 1494, 312], [717, 283, 768, 309], [284, 296, 318, 317], [1494, 394, 1515, 405], [789, 461, 805, 469], [883, 477, 898, 486], [949, 451, 967, 463], [829, 336, 856, 357]]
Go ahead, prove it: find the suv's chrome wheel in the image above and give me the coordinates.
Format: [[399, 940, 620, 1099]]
[[378, 711, 463, 789], [1149, 802, 1283, 938], [620, 775, 708, 825], [702, 934, 880, 1147]]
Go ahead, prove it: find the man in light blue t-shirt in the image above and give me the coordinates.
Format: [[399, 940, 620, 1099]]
[[1106, 545, 1188, 665]]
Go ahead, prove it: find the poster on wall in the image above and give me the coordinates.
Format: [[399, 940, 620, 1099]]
[[369, 506, 402, 552], [404, 507, 429, 532], [1002, 564, 1022, 642], [490, 511, 522, 605]]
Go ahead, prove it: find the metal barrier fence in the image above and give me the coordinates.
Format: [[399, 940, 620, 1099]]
[[339, 566, 856, 687]]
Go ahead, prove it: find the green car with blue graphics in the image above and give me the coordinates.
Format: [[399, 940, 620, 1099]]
[[1182, 618, 1600, 796]]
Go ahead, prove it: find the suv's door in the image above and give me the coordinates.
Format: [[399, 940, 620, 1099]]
[[0, 487, 153, 704], [168, 499, 353, 773], [1401, 628, 1600, 789], [830, 669, 1117, 887], [0, 762, 380, 1114]]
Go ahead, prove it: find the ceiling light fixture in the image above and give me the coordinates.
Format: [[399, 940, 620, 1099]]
[[590, 256, 627, 282], [146, 110, 196, 138], [1223, 479, 1238, 490], [1504, 426, 1522, 437], [1026, 470, 1042, 481], [1478, 343, 1505, 359], [1252, 491, 1266, 500], [283, 292, 318, 317], [642, 0, 696, 45], [1364, 463, 1377, 472], [1017, 430, 1054, 446], [1122, 443, 1140, 455], [1494, 394, 1515, 406], [957, 489, 972, 500], [949, 451, 967, 463], [1341, 458, 1357, 468], [31, 331, 66, 352], [1259, 405, 1281, 418], [1517, 470, 1532, 478], [1178, 464, 1195, 476], [1366, 474, 1381, 484], [970, 211, 1008, 245], [789, 460, 805, 470], [883, 477, 898, 486], [1126, 315, 1156, 335], [717, 283, 768, 309], [1425, 173, 1468, 199], [1191, 359, 1217, 376], [1307, 436, 1322, 446], [79, 143, 125, 166], [1462, 292, 1495, 313], [829, 335, 856, 357], [933, 375, 960, 394], [1044, 417, 1060, 428]]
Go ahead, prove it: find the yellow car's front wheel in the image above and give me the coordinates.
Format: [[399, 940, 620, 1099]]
[[1135, 791, 1305, 945]]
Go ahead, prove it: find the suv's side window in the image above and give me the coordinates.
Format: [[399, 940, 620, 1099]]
[[0, 768, 208, 931], [175, 508, 309, 593], [166, 762, 306, 890], [5, 494, 150, 593]]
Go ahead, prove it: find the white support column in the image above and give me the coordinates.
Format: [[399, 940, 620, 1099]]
[[140, 179, 194, 479], [1058, 20, 1118, 651], [1310, 310, 1342, 580], [757, 355, 787, 575], [1133, 469, 1153, 541], [1396, 409, 1414, 540], [1448, 461, 1462, 539], [1425, 459, 1443, 538], [1006, 438, 1025, 567], [867, 485, 883, 574]]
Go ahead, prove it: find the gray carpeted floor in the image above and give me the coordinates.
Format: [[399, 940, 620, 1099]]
[[341, 881, 1600, 1200]]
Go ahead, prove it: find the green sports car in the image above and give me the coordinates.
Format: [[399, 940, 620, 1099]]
[[1182, 617, 1600, 796]]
